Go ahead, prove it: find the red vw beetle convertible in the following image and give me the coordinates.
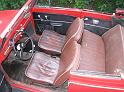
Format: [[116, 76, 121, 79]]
[[1, 0, 124, 92]]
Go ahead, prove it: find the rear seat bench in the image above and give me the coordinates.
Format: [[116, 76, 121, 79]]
[[78, 24, 124, 76]]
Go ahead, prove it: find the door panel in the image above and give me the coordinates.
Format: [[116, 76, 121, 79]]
[[33, 12, 76, 35]]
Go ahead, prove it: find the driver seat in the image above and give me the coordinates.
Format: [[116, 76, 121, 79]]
[[25, 41, 80, 86]]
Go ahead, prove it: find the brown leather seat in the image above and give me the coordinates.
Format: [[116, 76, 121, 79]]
[[79, 30, 105, 72], [79, 24, 124, 76], [102, 24, 124, 75], [38, 30, 66, 54], [25, 41, 80, 86], [38, 17, 83, 54]]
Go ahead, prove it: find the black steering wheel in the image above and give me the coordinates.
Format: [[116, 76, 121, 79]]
[[12, 31, 34, 61]]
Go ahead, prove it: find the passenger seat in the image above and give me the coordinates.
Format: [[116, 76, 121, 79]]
[[38, 17, 83, 54]]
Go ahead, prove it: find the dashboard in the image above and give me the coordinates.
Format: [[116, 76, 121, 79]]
[[0, 12, 34, 63]]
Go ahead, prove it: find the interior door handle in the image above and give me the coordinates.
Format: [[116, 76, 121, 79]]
[[50, 23, 63, 27]]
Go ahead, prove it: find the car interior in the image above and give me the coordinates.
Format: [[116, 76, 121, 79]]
[[1, 6, 124, 91]]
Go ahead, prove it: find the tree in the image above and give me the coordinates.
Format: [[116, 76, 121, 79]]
[[0, 0, 26, 10], [1, 0, 124, 13]]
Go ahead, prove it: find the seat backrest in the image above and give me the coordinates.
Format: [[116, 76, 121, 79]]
[[102, 24, 124, 75], [66, 17, 84, 40], [61, 18, 83, 52], [53, 41, 80, 86], [65, 17, 84, 44]]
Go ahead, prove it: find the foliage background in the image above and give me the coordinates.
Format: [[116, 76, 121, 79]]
[[0, 0, 26, 10], [0, 0, 124, 13]]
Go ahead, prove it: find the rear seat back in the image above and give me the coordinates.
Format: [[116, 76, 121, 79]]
[[54, 41, 80, 86], [102, 24, 124, 75], [79, 30, 105, 72]]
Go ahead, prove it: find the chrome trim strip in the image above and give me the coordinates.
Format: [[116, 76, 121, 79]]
[[84, 23, 110, 29], [34, 19, 72, 24], [70, 70, 121, 79], [69, 81, 124, 91], [0, 75, 4, 86]]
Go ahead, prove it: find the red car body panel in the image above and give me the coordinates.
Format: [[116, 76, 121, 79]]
[[11, 82, 52, 92], [0, 0, 124, 92], [68, 73, 124, 92], [32, 7, 82, 18], [0, 10, 18, 36], [32, 7, 112, 20], [0, 10, 18, 47], [0, 0, 36, 64]]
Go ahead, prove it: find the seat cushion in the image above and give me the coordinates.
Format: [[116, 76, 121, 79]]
[[79, 30, 105, 72], [25, 52, 60, 84], [102, 24, 124, 74], [38, 30, 66, 54]]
